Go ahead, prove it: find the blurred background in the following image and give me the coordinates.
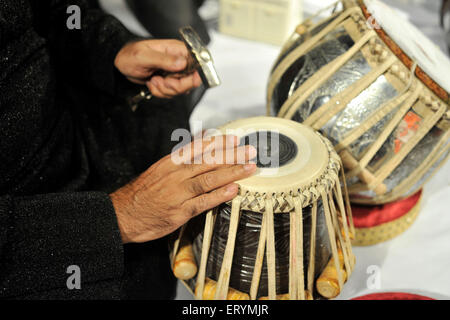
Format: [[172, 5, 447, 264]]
[[99, 0, 450, 300], [100, 0, 449, 131]]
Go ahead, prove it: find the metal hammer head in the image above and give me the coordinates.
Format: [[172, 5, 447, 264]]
[[179, 26, 221, 88]]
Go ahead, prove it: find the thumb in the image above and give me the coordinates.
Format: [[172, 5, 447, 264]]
[[145, 49, 187, 72]]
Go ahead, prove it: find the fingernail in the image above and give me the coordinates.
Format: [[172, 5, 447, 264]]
[[247, 145, 257, 160], [225, 184, 238, 195], [244, 163, 257, 172], [174, 57, 185, 69]]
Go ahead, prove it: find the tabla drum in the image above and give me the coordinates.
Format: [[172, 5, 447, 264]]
[[170, 117, 355, 300], [268, 0, 450, 206]]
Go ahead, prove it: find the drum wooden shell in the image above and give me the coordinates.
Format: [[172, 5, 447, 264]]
[[268, 0, 450, 205], [170, 117, 355, 300]]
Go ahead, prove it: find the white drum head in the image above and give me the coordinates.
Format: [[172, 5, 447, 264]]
[[364, 0, 450, 93], [218, 117, 330, 195]]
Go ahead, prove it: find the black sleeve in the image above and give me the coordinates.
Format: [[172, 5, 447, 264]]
[[31, 0, 142, 95], [0, 192, 124, 299]]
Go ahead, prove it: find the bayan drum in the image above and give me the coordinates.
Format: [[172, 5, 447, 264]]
[[268, 0, 450, 206], [170, 117, 355, 300]]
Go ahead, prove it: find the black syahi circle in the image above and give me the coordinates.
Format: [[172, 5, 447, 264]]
[[240, 131, 298, 168]]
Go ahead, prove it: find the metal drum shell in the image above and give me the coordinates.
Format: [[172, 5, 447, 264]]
[[268, 1, 450, 205]]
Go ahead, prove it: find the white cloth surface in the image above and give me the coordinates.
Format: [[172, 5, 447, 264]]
[[100, 0, 450, 300]]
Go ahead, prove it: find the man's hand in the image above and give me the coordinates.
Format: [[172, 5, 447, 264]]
[[110, 136, 257, 243], [114, 39, 202, 98]]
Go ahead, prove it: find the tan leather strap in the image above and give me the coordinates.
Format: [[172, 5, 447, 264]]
[[335, 90, 410, 152], [265, 198, 277, 300], [289, 210, 298, 300], [293, 197, 305, 300], [215, 197, 242, 299], [307, 202, 318, 294], [307, 56, 397, 129], [321, 187, 344, 290], [249, 211, 267, 300], [333, 183, 355, 273], [195, 209, 217, 300], [329, 194, 353, 278]]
